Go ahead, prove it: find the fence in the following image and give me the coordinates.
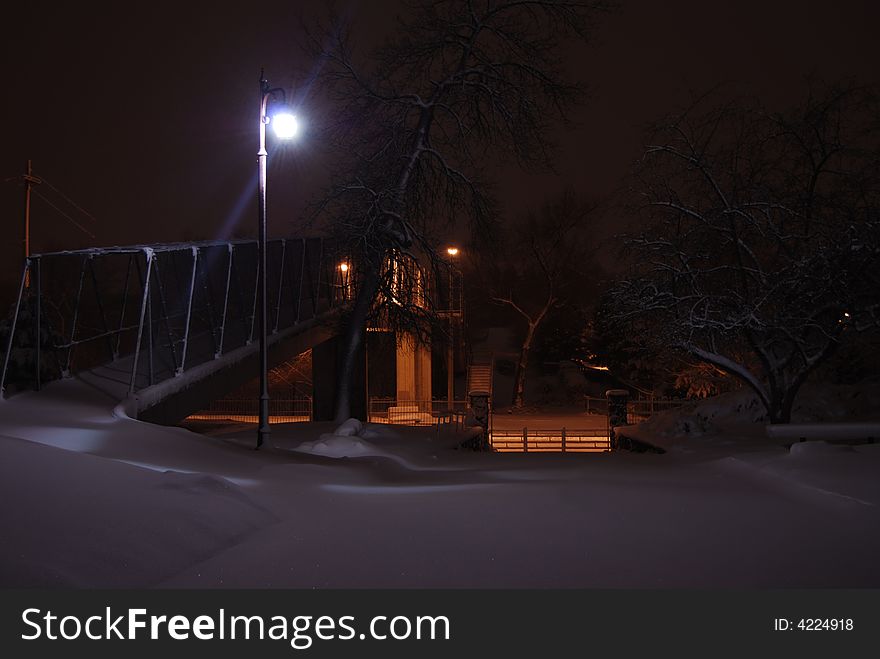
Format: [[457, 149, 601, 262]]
[[490, 428, 610, 453], [584, 395, 688, 422], [368, 398, 469, 428], [185, 397, 313, 424]]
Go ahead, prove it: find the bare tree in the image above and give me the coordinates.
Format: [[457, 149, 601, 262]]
[[304, 0, 608, 420], [610, 83, 880, 423], [488, 190, 593, 408]]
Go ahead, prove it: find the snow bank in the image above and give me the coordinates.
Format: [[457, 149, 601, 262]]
[[0, 433, 275, 587], [287, 418, 471, 466], [3, 377, 880, 588], [719, 441, 880, 512], [624, 382, 880, 453], [297, 433, 377, 459], [333, 418, 363, 437], [290, 418, 385, 459]]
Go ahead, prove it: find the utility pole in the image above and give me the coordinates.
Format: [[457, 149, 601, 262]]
[[5, 161, 98, 280], [17, 160, 42, 288]]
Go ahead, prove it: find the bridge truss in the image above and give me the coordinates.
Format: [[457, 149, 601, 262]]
[[1, 238, 350, 398]]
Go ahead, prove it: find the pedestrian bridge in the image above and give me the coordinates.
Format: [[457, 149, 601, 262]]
[[0, 238, 355, 423]]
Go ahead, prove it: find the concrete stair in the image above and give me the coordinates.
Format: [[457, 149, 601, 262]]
[[467, 362, 493, 396]]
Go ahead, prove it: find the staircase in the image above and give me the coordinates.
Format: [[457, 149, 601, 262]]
[[467, 361, 493, 397]]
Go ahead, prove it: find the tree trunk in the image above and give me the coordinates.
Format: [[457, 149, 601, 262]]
[[333, 266, 380, 422], [767, 373, 808, 425], [511, 322, 536, 409], [767, 388, 791, 424]]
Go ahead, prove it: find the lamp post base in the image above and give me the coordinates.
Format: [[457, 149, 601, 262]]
[[257, 394, 270, 448]]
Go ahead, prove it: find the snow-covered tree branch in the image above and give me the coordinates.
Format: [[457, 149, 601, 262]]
[[607, 83, 880, 423]]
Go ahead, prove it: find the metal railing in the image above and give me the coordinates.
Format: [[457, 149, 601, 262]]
[[185, 397, 313, 424], [584, 395, 688, 421], [368, 398, 469, 427], [490, 428, 611, 453], [1, 238, 349, 398]]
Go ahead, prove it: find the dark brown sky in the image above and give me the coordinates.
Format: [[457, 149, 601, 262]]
[[2, 0, 879, 290]]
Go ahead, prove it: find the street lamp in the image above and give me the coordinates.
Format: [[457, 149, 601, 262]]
[[256, 71, 298, 449], [338, 262, 351, 301], [445, 247, 460, 410]]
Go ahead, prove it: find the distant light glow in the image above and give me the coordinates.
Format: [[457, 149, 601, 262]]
[[446, 247, 459, 256], [338, 262, 349, 272], [272, 112, 299, 140], [585, 364, 610, 371], [844, 311, 851, 318]]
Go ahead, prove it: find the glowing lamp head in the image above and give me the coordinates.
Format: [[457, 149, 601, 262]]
[[446, 247, 459, 257], [338, 262, 349, 273], [271, 110, 299, 140]]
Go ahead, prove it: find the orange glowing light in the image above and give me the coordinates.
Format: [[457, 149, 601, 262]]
[[338, 262, 349, 272], [446, 247, 459, 257]]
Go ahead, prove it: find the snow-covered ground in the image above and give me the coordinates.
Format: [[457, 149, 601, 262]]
[[1, 378, 879, 588]]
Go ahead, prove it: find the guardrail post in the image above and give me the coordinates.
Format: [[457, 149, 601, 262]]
[[561, 427, 566, 452], [523, 427, 528, 452]]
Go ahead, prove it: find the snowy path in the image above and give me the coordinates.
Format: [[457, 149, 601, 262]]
[[2, 378, 879, 588]]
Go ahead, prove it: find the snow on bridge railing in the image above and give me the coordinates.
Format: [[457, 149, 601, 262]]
[[1, 238, 351, 399]]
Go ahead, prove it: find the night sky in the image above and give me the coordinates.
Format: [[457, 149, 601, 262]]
[[2, 0, 879, 294]]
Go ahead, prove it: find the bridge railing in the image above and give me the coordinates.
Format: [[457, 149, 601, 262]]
[[1, 238, 350, 398]]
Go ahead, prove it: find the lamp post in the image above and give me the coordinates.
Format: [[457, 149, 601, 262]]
[[256, 71, 298, 449], [445, 247, 460, 411], [338, 262, 350, 301]]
